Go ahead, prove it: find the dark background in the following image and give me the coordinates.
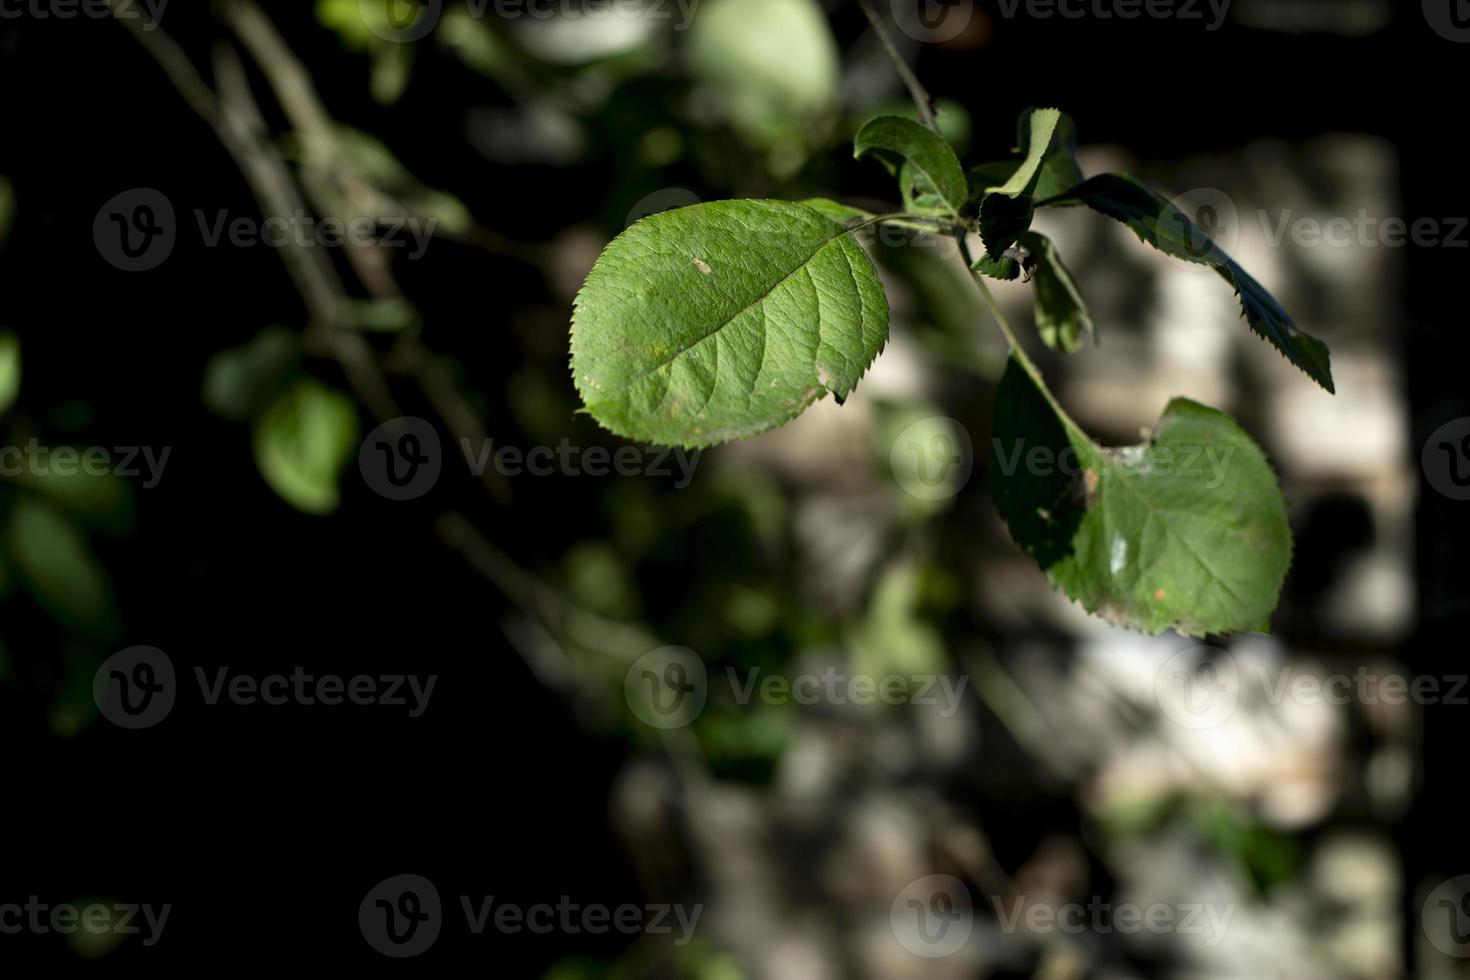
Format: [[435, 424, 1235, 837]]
[[1, 0, 1467, 972]]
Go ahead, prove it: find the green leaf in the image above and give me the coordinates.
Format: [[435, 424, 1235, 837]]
[[986, 107, 1063, 198], [0, 330, 19, 415], [688, 0, 839, 147], [16, 467, 135, 535], [979, 191, 1034, 259], [572, 201, 888, 447], [1032, 114, 1085, 200], [798, 198, 875, 225], [990, 357, 1291, 636], [252, 379, 360, 515], [202, 327, 301, 422], [6, 496, 120, 641], [1040, 173, 1334, 392], [0, 174, 13, 246], [971, 250, 1021, 282], [854, 115, 967, 218], [1018, 231, 1093, 353]]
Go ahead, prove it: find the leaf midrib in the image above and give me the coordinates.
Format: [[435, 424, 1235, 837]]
[[628, 225, 856, 387]]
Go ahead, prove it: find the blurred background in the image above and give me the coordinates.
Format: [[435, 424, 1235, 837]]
[[2, 0, 1469, 974]]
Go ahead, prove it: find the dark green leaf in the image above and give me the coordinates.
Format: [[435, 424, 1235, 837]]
[[854, 115, 968, 218], [1039, 173, 1334, 392], [991, 357, 1292, 636], [980, 192, 1034, 259], [1018, 231, 1093, 353], [6, 496, 120, 641]]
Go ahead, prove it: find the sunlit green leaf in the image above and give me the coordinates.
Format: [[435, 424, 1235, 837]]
[[571, 200, 888, 447]]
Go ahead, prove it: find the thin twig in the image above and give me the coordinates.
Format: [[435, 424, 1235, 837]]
[[855, 0, 939, 134]]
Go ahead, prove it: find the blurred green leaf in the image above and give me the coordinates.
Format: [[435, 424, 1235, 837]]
[[0, 174, 13, 245], [0, 330, 20, 415], [202, 326, 301, 422], [6, 495, 120, 641], [16, 465, 135, 535], [252, 379, 360, 515], [688, 0, 839, 147], [1018, 231, 1093, 353]]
